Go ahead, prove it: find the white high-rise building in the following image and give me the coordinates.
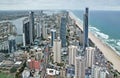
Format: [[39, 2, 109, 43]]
[[42, 23, 47, 39], [23, 33, 26, 46], [92, 66, 101, 78], [36, 22, 41, 38], [99, 70, 106, 78], [75, 56, 85, 78], [35, 48, 43, 61], [53, 38, 61, 63], [92, 66, 107, 78], [68, 45, 77, 65], [86, 47, 95, 68], [36, 15, 43, 38]]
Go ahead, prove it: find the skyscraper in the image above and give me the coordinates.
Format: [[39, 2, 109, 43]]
[[51, 29, 56, 47], [66, 66, 75, 78], [86, 47, 95, 68], [29, 11, 34, 44], [92, 66, 101, 78], [23, 11, 35, 46], [99, 70, 107, 78], [23, 18, 30, 46], [75, 56, 85, 78], [60, 17, 67, 47], [36, 23, 41, 38], [83, 8, 89, 50], [53, 38, 61, 63], [68, 45, 77, 65], [42, 23, 48, 39], [8, 35, 16, 53], [23, 33, 26, 47], [92, 66, 107, 78], [36, 11, 43, 38]]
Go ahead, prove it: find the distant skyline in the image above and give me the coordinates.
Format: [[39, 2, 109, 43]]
[[0, 0, 120, 10]]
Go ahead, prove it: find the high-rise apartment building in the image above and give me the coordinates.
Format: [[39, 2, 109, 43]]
[[68, 45, 77, 65], [86, 47, 95, 68], [42, 23, 48, 39], [53, 38, 61, 63], [75, 56, 85, 78], [36, 23, 41, 38], [0, 22, 17, 52], [36, 11, 43, 38]]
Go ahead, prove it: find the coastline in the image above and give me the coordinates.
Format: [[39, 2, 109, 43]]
[[69, 11, 120, 72]]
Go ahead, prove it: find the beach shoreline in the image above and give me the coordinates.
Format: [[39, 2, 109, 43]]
[[69, 11, 120, 72]]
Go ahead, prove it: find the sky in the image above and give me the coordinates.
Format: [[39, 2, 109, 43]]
[[0, 0, 120, 10]]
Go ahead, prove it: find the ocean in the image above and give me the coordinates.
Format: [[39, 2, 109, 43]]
[[72, 10, 120, 55]]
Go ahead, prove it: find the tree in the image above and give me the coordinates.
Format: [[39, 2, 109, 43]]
[[10, 66, 17, 73], [67, 29, 70, 33], [57, 63, 64, 67], [5, 54, 9, 58]]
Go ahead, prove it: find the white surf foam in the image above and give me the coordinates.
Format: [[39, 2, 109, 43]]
[[70, 11, 120, 56], [106, 39, 116, 42], [89, 26, 100, 32], [117, 42, 120, 46], [95, 31, 109, 39]]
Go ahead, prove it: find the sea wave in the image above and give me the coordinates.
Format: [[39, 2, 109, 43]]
[[117, 42, 120, 46], [71, 11, 120, 55], [88, 25, 120, 55], [88, 23, 120, 55], [105, 40, 120, 56], [105, 39, 116, 42], [96, 32, 109, 39], [107, 43, 116, 51], [89, 25, 120, 55], [89, 26, 100, 32], [113, 45, 120, 56], [89, 26, 109, 39]]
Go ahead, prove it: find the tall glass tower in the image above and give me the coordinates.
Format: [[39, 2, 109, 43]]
[[29, 11, 34, 44], [60, 17, 67, 47], [83, 8, 89, 50], [51, 29, 56, 47], [23, 19, 30, 46], [8, 35, 16, 53]]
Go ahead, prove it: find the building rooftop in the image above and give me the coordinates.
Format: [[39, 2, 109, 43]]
[[46, 68, 60, 76], [14, 61, 22, 65]]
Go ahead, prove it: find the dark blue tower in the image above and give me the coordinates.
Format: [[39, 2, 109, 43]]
[[8, 35, 16, 53], [83, 8, 89, 50], [29, 11, 34, 44], [60, 17, 67, 47], [23, 19, 30, 45], [51, 29, 56, 47]]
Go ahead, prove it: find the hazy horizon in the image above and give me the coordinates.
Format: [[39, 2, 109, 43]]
[[0, 0, 120, 10]]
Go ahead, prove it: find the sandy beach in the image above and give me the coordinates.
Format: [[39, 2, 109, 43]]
[[69, 12, 120, 72]]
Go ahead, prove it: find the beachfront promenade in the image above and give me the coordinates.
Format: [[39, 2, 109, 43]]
[[69, 12, 120, 72]]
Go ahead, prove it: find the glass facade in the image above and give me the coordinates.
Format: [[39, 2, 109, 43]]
[[8, 39, 16, 53], [23, 22, 30, 45], [60, 17, 67, 47], [51, 29, 56, 47], [83, 8, 89, 50]]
